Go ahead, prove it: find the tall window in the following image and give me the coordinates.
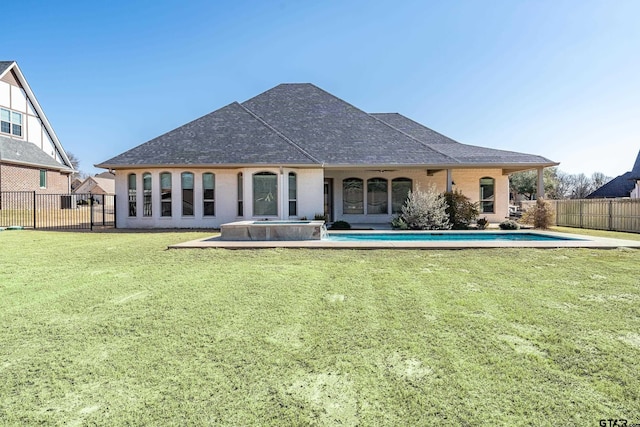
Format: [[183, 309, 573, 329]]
[[253, 172, 278, 216], [143, 173, 152, 217], [480, 177, 495, 213], [392, 178, 412, 214], [288, 172, 297, 216], [203, 173, 215, 216], [367, 178, 388, 214], [39, 169, 47, 189], [237, 173, 244, 216], [160, 172, 172, 217], [343, 178, 363, 214], [181, 172, 194, 216], [128, 173, 136, 217], [0, 108, 22, 137]]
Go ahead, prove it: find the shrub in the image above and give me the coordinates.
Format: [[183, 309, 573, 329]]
[[390, 216, 408, 230], [444, 191, 480, 229], [476, 217, 489, 230], [329, 220, 351, 230], [499, 220, 520, 230], [313, 213, 327, 221], [392, 185, 451, 230], [520, 198, 555, 229]]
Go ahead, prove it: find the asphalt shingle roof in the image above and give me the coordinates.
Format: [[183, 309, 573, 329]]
[[371, 112, 555, 165], [0, 135, 71, 171], [587, 149, 640, 198], [0, 61, 14, 76], [241, 84, 455, 166], [586, 172, 635, 199], [99, 102, 318, 166], [629, 149, 640, 180], [98, 83, 557, 169]]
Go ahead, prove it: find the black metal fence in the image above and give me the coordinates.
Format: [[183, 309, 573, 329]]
[[0, 192, 116, 230]]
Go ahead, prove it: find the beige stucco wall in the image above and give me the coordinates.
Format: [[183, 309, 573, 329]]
[[115, 167, 325, 229]]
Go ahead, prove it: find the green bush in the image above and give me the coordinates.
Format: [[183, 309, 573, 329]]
[[313, 213, 327, 221], [392, 186, 451, 230], [499, 220, 520, 230], [476, 217, 489, 230], [444, 190, 480, 230], [520, 198, 555, 229], [329, 220, 351, 230]]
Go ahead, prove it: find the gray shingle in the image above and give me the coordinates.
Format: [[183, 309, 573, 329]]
[[586, 172, 635, 199], [242, 84, 456, 166], [0, 135, 71, 171], [629, 149, 640, 180], [98, 102, 319, 167], [371, 112, 555, 165], [99, 83, 557, 169], [0, 61, 14, 76]]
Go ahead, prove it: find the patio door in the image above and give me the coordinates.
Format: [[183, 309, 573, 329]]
[[324, 178, 333, 222]]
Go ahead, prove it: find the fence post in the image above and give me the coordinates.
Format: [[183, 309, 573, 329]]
[[608, 199, 613, 231], [90, 199, 94, 231], [32, 191, 36, 229], [113, 195, 117, 229], [102, 199, 106, 226], [579, 200, 583, 229]]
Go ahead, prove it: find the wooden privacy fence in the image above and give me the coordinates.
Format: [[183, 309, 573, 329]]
[[522, 199, 640, 233], [0, 191, 116, 230]]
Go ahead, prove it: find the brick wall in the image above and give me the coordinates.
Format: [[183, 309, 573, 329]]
[[0, 162, 70, 193]]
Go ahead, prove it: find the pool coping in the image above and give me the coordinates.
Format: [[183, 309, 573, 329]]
[[168, 229, 640, 249]]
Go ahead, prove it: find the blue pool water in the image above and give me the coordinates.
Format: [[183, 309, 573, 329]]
[[326, 232, 580, 242]]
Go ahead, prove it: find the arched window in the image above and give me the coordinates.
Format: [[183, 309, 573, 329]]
[[182, 172, 194, 216], [127, 173, 137, 217], [237, 172, 243, 217], [480, 177, 495, 213], [392, 178, 412, 214], [288, 172, 297, 216], [142, 173, 152, 217], [253, 172, 278, 216], [343, 178, 363, 214], [160, 172, 172, 217], [367, 178, 388, 214], [203, 173, 215, 216]]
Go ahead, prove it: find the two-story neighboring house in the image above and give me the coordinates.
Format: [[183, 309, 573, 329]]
[[0, 61, 74, 193]]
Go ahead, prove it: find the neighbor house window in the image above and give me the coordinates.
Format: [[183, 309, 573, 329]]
[[128, 173, 136, 217], [39, 169, 47, 188], [203, 173, 215, 216], [237, 172, 244, 216], [143, 173, 152, 217], [253, 172, 277, 216], [288, 172, 297, 216], [343, 178, 363, 214], [160, 172, 172, 217], [182, 172, 194, 216], [0, 108, 22, 137], [480, 177, 495, 213], [367, 178, 388, 214], [392, 178, 412, 214]]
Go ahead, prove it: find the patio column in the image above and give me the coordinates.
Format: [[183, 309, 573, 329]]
[[446, 169, 453, 192], [537, 167, 545, 199]]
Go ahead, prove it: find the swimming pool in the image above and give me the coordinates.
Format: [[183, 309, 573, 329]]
[[326, 232, 582, 242]]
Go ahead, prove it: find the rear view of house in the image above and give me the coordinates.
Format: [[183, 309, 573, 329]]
[[98, 83, 557, 228], [0, 61, 74, 193]]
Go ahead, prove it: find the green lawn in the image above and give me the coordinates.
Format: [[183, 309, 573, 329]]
[[1, 230, 639, 425]]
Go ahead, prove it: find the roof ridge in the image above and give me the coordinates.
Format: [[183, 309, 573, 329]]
[[235, 102, 322, 164], [300, 86, 461, 164], [369, 113, 461, 164]]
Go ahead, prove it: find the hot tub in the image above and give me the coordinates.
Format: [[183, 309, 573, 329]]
[[220, 220, 327, 241]]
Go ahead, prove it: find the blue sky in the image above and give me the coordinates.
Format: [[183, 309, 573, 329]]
[[7, 0, 639, 177]]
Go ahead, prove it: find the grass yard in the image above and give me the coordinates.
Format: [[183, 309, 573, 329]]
[[1, 230, 639, 425]]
